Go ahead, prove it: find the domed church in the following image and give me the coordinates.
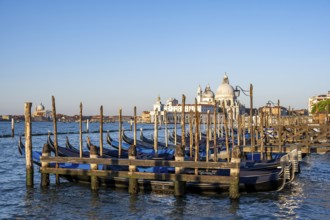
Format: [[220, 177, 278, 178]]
[[32, 103, 52, 121], [150, 73, 245, 123], [196, 73, 244, 120], [33, 103, 46, 117]]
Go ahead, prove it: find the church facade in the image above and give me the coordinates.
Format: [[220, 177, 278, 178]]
[[32, 103, 52, 121], [150, 74, 245, 123]]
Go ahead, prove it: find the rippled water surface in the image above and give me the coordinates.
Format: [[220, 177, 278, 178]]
[[1, 122, 330, 219]]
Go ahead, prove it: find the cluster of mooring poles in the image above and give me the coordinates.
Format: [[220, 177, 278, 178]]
[[22, 94, 330, 199]]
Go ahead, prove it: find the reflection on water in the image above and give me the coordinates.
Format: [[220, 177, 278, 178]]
[[229, 199, 240, 215]]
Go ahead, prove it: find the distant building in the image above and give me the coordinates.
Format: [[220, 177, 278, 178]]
[[258, 105, 288, 116], [291, 109, 308, 116], [149, 73, 245, 123], [141, 111, 151, 123], [32, 103, 52, 121], [1, 115, 10, 121], [308, 91, 330, 115]]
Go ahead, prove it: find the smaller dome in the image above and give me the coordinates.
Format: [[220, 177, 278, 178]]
[[203, 84, 214, 99], [36, 103, 45, 111]]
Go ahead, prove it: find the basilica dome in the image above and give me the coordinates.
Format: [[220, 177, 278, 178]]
[[215, 74, 235, 100], [36, 103, 45, 111]]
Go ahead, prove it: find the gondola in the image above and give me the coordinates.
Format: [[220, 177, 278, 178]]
[[107, 132, 157, 151], [18, 136, 289, 193], [47, 134, 90, 158], [122, 131, 155, 149], [139, 130, 176, 149], [86, 136, 175, 160]]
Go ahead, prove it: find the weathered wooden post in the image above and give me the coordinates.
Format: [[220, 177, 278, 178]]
[[243, 115, 246, 146], [194, 98, 199, 175], [255, 129, 259, 146], [128, 144, 138, 194], [260, 112, 264, 160], [249, 84, 254, 153], [213, 101, 218, 162], [139, 128, 143, 142], [174, 110, 177, 145], [134, 106, 137, 146], [223, 102, 230, 162], [217, 111, 221, 138], [326, 104, 329, 124], [277, 99, 281, 126], [24, 102, 33, 187], [86, 119, 89, 133], [305, 124, 310, 154], [118, 108, 122, 158], [11, 118, 14, 137], [181, 95, 186, 153], [164, 110, 168, 147], [230, 108, 235, 149], [52, 96, 60, 185], [174, 144, 185, 196], [79, 103, 83, 158], [189, 110, 193, 158], [90, 145, 99, 191], [277, 100, 282, 153], [99, 105, 103, 157], [41, 143, 50, 187], [229, 147, 241, 200], [278, 124, 283, 153], [237, 115, 241, 147], [206, 110, 210, 162], [154, 108, 158, 157]]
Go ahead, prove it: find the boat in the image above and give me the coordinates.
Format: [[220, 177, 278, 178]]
[[122, 131, 155, 149], [139, 130, 176, 149], [86, 136, 175, 160], [47, 134, 91, 158], [18, 136, 290, 193]]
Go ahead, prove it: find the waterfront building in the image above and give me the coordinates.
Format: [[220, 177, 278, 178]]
[[149, 73, 245, 123], [141, 111, 151, 123], [308, 91, 330, 115], [32, 103, 52, 121]]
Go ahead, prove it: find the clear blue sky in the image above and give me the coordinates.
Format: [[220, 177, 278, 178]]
[[1, 0, 329, 115]]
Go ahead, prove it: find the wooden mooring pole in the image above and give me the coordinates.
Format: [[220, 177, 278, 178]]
[[119, 108, 122, 158], [174, 144, 185, 196], [134, 106, 137, 146], [194, 98, 199, 175], [174, 110, 177, 145], [222, 102, 230, 162], [164, 110, 168, 147], [128, 144, 138, 194], [24, 102, 33, 187], [189, 110, 193, 158], [206, 110, 210, 162], [90, 145, 99, 191], [154, 108, 159, 157], [52, 96, 60, 185], [41, 143, 50, 187], [99, 105, 103, 157], [181, 94, 186, 154], [213, 102, 218, 162], [11, 118, 14, 137], [250, 84, 255, 153], [260, 112, 264, 160], [79, 103, 83, 158], [229, 147, 241, 200]]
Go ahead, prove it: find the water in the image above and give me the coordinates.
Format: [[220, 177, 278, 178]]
[[1, 121, 330, 219]]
